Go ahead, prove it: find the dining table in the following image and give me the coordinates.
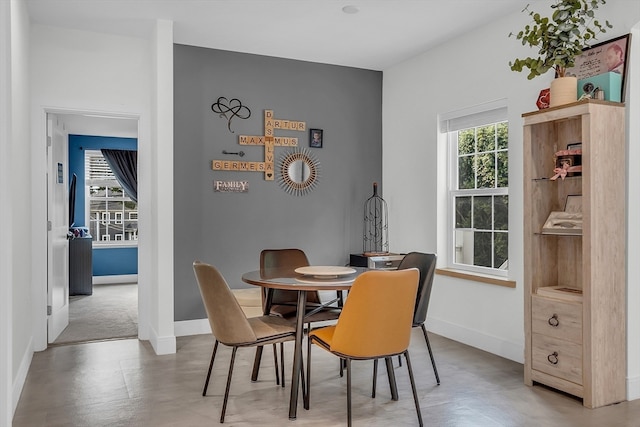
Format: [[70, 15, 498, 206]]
[[242, 265, 400, 420]]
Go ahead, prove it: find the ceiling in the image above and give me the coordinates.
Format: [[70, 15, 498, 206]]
[[26, 0, 536, 71], [27, 0, 537, 136]]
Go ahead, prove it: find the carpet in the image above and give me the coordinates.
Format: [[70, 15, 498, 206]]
[[53, 283, 138, 345]]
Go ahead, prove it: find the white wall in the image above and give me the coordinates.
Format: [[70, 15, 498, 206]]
[[1, 3, 13, 425], [28, 24, 171, 351], [383, 0, 640, 397], [0, 2, 13, 425], [146, 19, 176, 354], [4, 0, 33, 421]]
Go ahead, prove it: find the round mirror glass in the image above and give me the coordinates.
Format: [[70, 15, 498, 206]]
[[287, 159, 311, 184], [277, 148, 321, 196]]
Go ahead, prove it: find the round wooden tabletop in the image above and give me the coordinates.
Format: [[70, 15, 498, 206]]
[[241, 267, 368, 291]]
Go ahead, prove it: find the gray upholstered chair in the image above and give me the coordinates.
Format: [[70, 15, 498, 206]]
[[193, 261, 296, 423], [252, 248, 342, 381], [372, 252, 440, 399], [259, 248, 343, 319]]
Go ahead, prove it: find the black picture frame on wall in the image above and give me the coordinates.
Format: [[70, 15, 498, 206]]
[[309, 129, 323, 148]]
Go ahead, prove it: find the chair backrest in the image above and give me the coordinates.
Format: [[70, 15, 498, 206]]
[[397, 252, 437, 326], [260, 248, 320, 304], [260, 248, 310, 273], [330, 269, 419, 358], [193, 261, 257, 345]]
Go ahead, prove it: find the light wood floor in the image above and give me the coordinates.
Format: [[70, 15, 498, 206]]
[[13, 331, 640, 426]]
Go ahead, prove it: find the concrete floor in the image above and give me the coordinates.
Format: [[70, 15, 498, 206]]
[[13, 331, 640, 426]]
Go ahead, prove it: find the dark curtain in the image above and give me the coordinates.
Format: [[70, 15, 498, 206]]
[[101, 149, 138, 202]]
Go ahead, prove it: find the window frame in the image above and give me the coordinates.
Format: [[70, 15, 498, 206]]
[[85, 150, 138, 248], [441, 100, 509, 278]]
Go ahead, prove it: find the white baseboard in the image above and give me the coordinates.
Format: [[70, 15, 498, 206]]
[[174, 319, 211, 337], [627, 375, 640, 401], [147, 325, 176, 355], [12, 337, 33, 417], [92, 274, 138, 285], [427, 316, 524, 364]]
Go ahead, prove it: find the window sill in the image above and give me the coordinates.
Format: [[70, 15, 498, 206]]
[[436, 268, 516, 288]]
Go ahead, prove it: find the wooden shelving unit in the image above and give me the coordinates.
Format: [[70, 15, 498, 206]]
[[522, 99, 626, 408]]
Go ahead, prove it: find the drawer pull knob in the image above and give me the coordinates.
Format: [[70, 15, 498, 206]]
[[548, 314, 559, 327], [547, 352, 559, 365]]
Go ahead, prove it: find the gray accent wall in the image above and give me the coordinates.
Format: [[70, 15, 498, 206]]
[[173, 45, 382, 321]]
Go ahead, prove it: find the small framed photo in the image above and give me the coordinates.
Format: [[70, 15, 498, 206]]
[[309, 129, 323, 148]]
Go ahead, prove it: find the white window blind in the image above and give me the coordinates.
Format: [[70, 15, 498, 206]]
[[439, 99, 508, 132]]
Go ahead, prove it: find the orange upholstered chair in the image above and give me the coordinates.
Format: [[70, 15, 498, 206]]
[[193, 261, 296, 423], [306, 268, 423, 427]]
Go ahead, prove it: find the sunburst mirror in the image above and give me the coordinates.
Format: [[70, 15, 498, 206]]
[[277, 147, 321, 196]]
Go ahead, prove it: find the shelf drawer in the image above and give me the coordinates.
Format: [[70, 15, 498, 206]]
[[532, 295, 582, 344], [532, 333, 583, 385]]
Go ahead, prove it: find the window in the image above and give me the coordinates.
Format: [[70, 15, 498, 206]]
[[85, 150, 138, 245], [441, 101, 508, 276]]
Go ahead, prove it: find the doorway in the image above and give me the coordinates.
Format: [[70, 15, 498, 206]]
[[47, 111, 140, 345]]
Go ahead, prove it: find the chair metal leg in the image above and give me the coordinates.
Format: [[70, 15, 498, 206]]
[[220, 346, 238, 423], [372, 359, 378, 398], [301, 346, 308, 409], [251, 346, 264, 382], [203, 340, 219, 396], [280, 342, 286, 388], [306, 334, 312, 408], [346, 358, 352, 427], [385, 357, 399, 401], [272, 344, 280, 386], [421, 324, 440, 385], [404, 350, 424, 427]]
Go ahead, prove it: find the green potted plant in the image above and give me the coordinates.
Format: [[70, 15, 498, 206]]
[[509, 0, 612, 107]]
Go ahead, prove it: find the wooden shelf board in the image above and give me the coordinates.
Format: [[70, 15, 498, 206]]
[[536, 286, 583, 302]]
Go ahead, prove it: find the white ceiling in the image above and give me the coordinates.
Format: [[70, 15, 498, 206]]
[[26, 0, 535, 71], [27, 0, 537, 135]]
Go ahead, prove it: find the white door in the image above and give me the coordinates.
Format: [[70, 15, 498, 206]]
[[47, 114, 69, 342]]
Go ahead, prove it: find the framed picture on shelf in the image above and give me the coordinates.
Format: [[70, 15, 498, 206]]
[[565, 34, 631, 101], [541, 195, 583, 235], [309, 129, 323, 148]]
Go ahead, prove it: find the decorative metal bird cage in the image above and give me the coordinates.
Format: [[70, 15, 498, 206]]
[[363, 182, 389, 255]]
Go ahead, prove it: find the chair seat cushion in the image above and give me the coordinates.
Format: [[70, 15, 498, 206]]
[[269, 304, 298, 318], [247, 316, 296, 343], [309, 325, 336, 349], [270, 305, 342, 323], [304, 309, 341, 323]]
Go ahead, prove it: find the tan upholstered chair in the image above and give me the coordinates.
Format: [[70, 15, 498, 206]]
[[193, 261, 296, 423], [306, 269, 423, 427]]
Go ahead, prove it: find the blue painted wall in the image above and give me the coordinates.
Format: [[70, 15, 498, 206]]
[[92, 246, 138, 275], [68, 135, 138, 276]]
